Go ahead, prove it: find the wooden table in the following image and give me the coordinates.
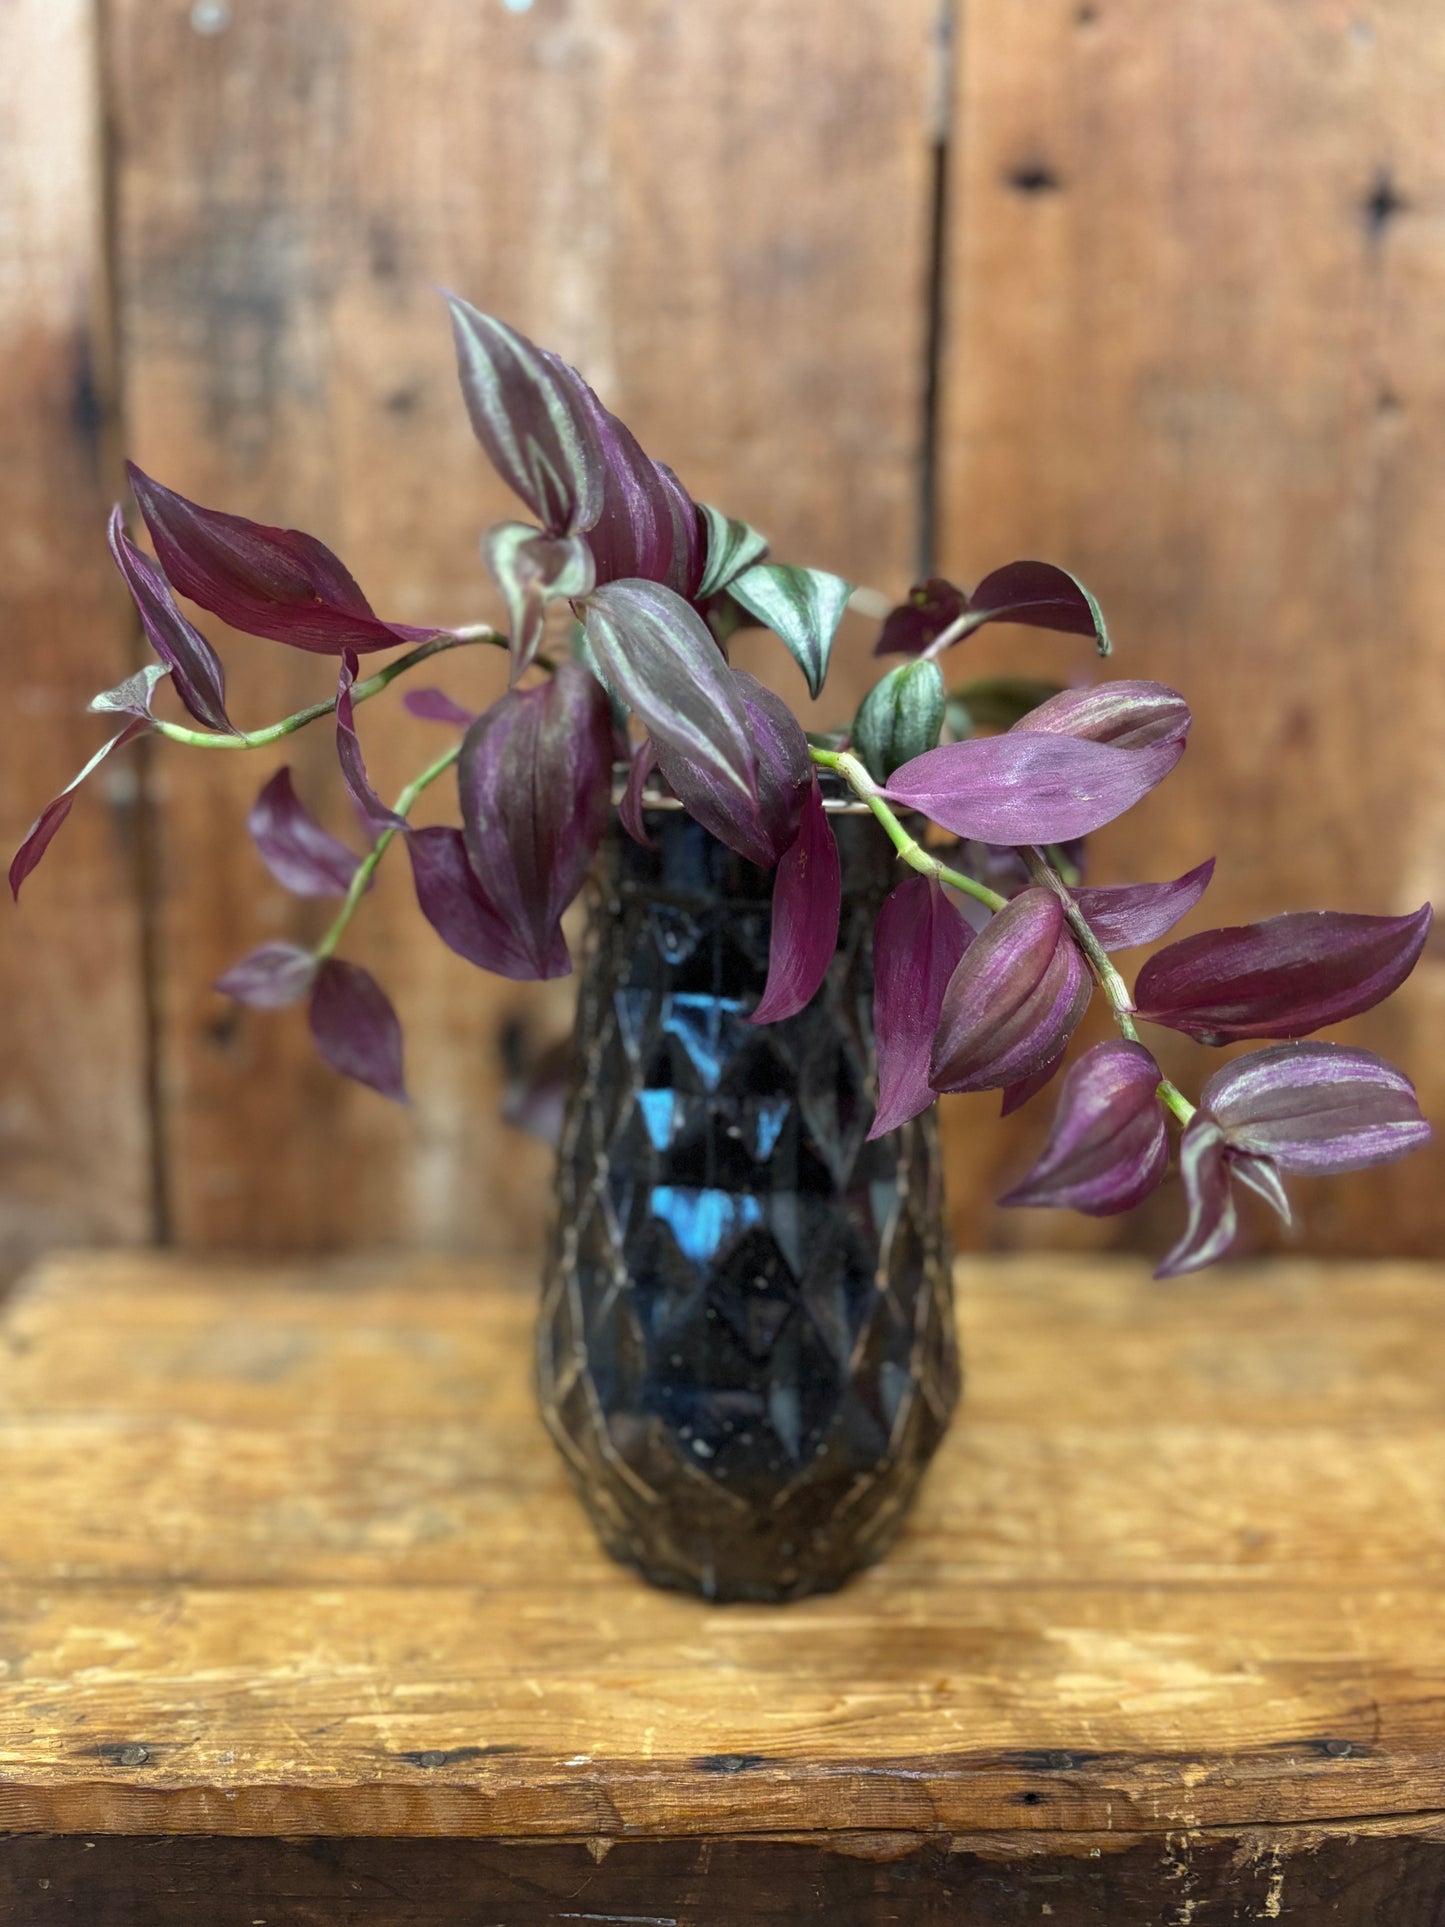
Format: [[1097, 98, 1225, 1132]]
[[0, 1252, 1442, 1923]]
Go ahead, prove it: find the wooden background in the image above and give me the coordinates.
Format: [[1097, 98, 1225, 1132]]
[[3, 0, 1441, 1280]]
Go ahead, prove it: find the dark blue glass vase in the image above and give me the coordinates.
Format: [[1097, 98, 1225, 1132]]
[[538, 803, 959, 1601]]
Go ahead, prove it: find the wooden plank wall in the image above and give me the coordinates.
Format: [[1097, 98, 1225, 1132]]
[[2, 0, 1441, 1270]]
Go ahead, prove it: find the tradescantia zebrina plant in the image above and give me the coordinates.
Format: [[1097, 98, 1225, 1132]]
[[11, 296, 1434, 1277]]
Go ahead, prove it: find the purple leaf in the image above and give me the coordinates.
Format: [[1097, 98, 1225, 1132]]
[[1012, 679, 1191, 749], [108, 509, 237, 732], [1156, 1118, 1239, 1278], [1201, 1043, 1432, 1175], [582, 580, 760, 806], [929, 888, 1093, 1093], [446, 297, 604, 536], [9, 720, 148, 900], [653, 670, 810, 869], [1000, 1040, 1170, 1215], [1000, 1049, 1067, 1117], [874, 579, 969, 657], [458, 659, 612, 976], [215, 942, 318, 1009], [884, 731, 1183, 845], [965, 561, 1110, 654], [308, 958, 408, 1102], [570, 385, 705, 598], [128, 464, 430, 655], [336, 652, 407, 831], [618, 737, 659, 850], [482, 522, 596, 680], [868, 875, 973, 1138], [247, 767, 362, 898], [1135, 904, 1433, 1042], [748, 775, 841, 1025], [1072, 858, 1216, 952], [402, 688, 478, 728], [89, 663, 168, 722], [406, 826, 564, 980]]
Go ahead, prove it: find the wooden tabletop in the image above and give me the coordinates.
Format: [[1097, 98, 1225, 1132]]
[[1, 1251, 1443, 1923]]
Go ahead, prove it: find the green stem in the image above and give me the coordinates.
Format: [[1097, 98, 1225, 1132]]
[[313, 742, 462, 962], [809, 746, 1009, 912], [1022, 846, 1197, 1126], [151, 625, 502, 751]]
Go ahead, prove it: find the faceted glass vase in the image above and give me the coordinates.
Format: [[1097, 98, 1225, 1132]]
[[538, 803, 960, 1602]]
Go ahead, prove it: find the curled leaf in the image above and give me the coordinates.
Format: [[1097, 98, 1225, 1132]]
[[696, 506, 770, 600], [853, 659, 946, 782], [446, 296, 604, 535], [1013, 679, 1191, 749], [875, 579, 969, 657], [582, 580, 759, 804], [654, 670, 810, 869], [336, 652, 407, 831], [89, 663, 168, 722], [458, 659, 612, 976], [876, 564, 1109, 659], [1156, 1118, 1239, 1278], [108, 508, 237, 732], [482, 521, 596, 680], [868, 875, 973, 1138], [406, 825, 559, 980], [930, 889, 1092, 1093], [1201, 1043, 1432, 1175], [748, 775, 841, 1024], [618, 737, 659, 850], [9, 720, 149, 900], [1000, 1041, 1169, 1215], [248, 768, 361, 898]]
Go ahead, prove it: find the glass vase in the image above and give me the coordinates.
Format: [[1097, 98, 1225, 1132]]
[[538, 801, 959, 1601]]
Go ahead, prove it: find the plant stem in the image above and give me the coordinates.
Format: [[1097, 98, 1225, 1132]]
[[1022, 845, 1196, 1125], [808, 746, 1009, 912], [151, 626, 502, 751], [313, 742, 462, 962]]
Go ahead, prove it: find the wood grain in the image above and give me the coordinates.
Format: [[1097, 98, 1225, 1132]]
[[0, 0, 152, 1280], [934, 0, 1445, 1259], [103, 0, 936, 1253], [2, 1251, 1444, 1863]]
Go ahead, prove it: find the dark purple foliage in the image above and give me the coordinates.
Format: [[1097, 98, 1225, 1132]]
[[618, 738, 659, 850], [247, 767, 362, 898], [868, 875, 973, 1138], [930, 889, 1092, 1093], [446, 298, 604, 536], [458, 660, 612, 977], [1000, 1041, 1170, 1215], [874, 579, 969, 658], [406, 826, 560, 980], [876, 563, 1108, 658], [482, 522, 596, 680], [402, 688, 478, 728], [1200, 1043, 1432, 1174], [128, 464, 430, 655], [884, 731, 1183, 845], [1135, 904, 1433, 1042], [1156, 1119, 1241, 1278], [1071, 858, 1216, 952], [654, 670, 810, 870], [1000, 1050, 1067, 1117], [108, 508, 237, 733], [748, 776, 841, 1025], [8, 720, 149, 900], [1016, 680, 1191, 750], [307, 957, 408, 1102], [336, 652, 408, 831], [215, 941, 318, 1009], [569, 382, 705, 599]]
